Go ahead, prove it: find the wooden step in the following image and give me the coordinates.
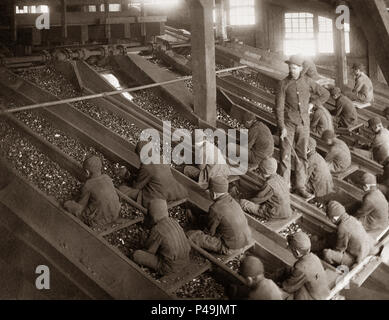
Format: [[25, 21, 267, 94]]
[[368, 225, 389, 244], [352, 256, 382, 287], [333, 164, 359, 180], [159, 256, 211, 293], [263, 211, 302, 233], [212, 242, 255, 264], [353, 101, 371, 109]]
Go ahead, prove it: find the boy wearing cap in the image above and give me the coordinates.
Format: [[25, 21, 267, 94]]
[[187, 176, 252, 254], [306, 137, 334, 197], [228, 255, 285, 300], [348, 63, 374, 104], [310, 103, 334, 137], [243, 112, 274, 168], [368, 117, 389, 165], [133, 199, 191, 275], [323, 201, 376, 268], [330, 87, 358, 129], [354, 172, 389, 232], [276, 54, 330, 199], [119, 141, 188, 208], [321, 130, 351, 174], [282, 231, 330, 300], [240, 158, 292, 220], [64, 155, 120, 227], [184, 132, 231, 188]]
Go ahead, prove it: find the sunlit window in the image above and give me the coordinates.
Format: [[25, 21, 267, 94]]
[[16, 6, 28, 14], [37, 5, 49, 13], [229, 0, 255, 26], [16, 5, 49, 14], [109, 4, 121, 12], [130, 0, 178, 6], [318, 16, 334, 53], [284, 13, 315, 56], [88, 5, 97, 12]]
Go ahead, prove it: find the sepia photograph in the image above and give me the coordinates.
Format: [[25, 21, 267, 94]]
[[0, 0, 388, 306]]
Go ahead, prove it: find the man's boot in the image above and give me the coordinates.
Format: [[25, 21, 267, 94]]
[[295, 188, 314, 200]]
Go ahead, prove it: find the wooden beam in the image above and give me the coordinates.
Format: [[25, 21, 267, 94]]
[[333, 16, 348, 89], [368, 40, 379, 81], [190, 0, 217, 126], [61, 0, 68, 40]]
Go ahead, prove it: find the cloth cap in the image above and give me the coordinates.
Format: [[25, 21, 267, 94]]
[[240, 256, 264, 278], [330, 87, 342, 96], [322, 130, 335, 140], [308, 137, 317, 151], [242, 112, 256, 123], [260, 157, 278, 175], [287, 231, 311, 252], [285, 55, 304, 67], [327, 200, 346, 219], [352, 63, 364, 71], [148, 199, 169, 223], [209, 176, 229, 193], [361, 172, 376, 185], [83, 155, 102, 174], [368, 117, 382, 128]]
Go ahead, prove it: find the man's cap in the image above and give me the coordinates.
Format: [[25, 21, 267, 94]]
[[209, 176, 229, 193], [327, 200, 346, 219], [285, 55, 304, 67], [242, 112, 256, 123], [352, 63, 364, 71], [330, 87, 342, 96], [308, 137, 317, 151], [240, 256, 264, 278], [287, 231, 311, 252], [259, 157, 278, 175], [148, 199, 169, 222], [322, 130, 336, 140], [368, 117, 382, 128], [361, 172, 376, 185], [83, 155, 102, 174]]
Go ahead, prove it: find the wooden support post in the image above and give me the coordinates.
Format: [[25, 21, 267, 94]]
[[31, 28, 42, 46], [104, 0, 111, 42], [333, 18, 348, 90], [215, 0, 227, 42], [10, 1, 17, 43], [80, 25, 89, 44], [255, 0, 266, 48], [140, 1, 147, 43], [314, 14, 320, 56], [368, 41, 378, 81], [190, 0, 217, 127], [61, 0, 68, 40]]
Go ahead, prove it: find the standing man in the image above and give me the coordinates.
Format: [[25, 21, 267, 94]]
[[275, 55, 330, 199]]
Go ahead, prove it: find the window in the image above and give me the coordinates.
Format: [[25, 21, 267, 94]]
[[284, 13, 315, 56], [109, 4, 121, 12], [37, 5, 49, 13], [16, 5, 48, 14], [229, 0, 255, 26], [16, 6, 28, 14], [318, 16, 334, 53], [88, 5, 97, 12], [129, 0, 178, 6]]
